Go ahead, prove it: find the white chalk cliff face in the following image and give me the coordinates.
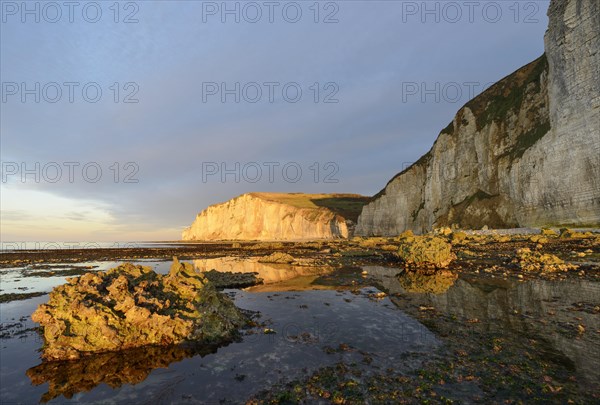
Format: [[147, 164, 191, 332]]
[[182, 193, 368, 241], [356, 0, 599, 236]]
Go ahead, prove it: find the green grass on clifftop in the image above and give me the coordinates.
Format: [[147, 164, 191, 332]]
[[251, 193, 370, 222], [466, 54, 548, 130]]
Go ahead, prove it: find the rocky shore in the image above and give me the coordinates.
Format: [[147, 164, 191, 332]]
[[1, 228, 598, 403], [4, 228, 597, 307]]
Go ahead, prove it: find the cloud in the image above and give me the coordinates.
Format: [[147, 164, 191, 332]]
[[0, 2, 549, 241]]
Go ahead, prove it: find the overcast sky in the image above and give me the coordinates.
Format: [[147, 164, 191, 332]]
[[1, 1, 550, 241]]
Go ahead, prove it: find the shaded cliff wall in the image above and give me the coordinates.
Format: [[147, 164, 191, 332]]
[[357, 0, 599, 235]]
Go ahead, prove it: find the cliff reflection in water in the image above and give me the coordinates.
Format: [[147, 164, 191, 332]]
[[365, 266, 600, 391], [27, 343, 221, 403], [193, 257, 335, 291]]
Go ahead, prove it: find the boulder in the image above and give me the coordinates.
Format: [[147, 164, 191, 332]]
[[397, 236, 456, 269], [31, 258, 247, 361]]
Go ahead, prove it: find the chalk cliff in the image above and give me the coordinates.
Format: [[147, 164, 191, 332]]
[[182, 193, 368, 240], [356, 0, 599, 235]]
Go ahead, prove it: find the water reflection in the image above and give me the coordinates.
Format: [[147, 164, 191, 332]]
[[19, 289, 439, 404], [27, 343, 223, 403], [8, 260, 599, 402], [397, 270, 458, 294], [364, 266, 600, 391], [193, 257, 335, 291]]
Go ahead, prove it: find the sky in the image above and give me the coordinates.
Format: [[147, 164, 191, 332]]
[[0, 0, 550, 242]]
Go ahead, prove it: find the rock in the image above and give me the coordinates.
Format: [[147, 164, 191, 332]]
[[397, 236, 456, 269], [512, 248, 578, 272], [400, 230, 415, 238], [203, 270, 263, 289], [258, 252, 295, 264], [529, 235, 549, 244], [460, 250, 478, 258], [541, 228, 558, 237], [31, 258, 247, 361], [559, 229, 594, 239], [397, 270, 458, 294], [356, 0, 600, 236], [248, 242, 285, 250], [434, 227, 452, 236], [494, 235, 511, 243], [394, 230, 415, 242], [450, 231, 467, 244], [357, 238, 382, 249], [182, 193, 369, 241]]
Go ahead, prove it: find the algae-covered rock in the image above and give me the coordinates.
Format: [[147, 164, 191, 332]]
[[529, 235, 549, 244], [512, 248, 578, 272], [258, 252, 295, 264], [248, 242, 285, 250], [394, 230, 415, 242], [397, 236, 456, 269], [433, 227, 452, 236], [494, 235, 512, 243], [31, 258, 247, 361], [358, 237, 386, 249], [397, 270, 458, 294], [450, 231, 467, 244], [541, 228, 558, 237], [203, 269, 263, 289], [559, 229, 594, 239]]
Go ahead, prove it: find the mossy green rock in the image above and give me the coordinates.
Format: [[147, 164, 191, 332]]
[[397, 236, 456, 269], [32, 258, 247, 361]]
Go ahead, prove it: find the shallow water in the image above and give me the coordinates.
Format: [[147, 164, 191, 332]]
[[0, 242, 189, 251], [1, 258, 599, 403], [1, 288, 438, 403]]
